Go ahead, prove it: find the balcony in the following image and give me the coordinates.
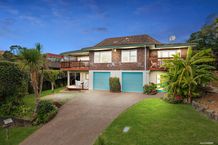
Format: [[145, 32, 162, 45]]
[[148, 58, 166, 70], [48, 61, 61, 69], [61, 61, 90, 71]]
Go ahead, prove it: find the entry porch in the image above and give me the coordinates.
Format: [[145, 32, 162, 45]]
[[66, 71, 89, 90]]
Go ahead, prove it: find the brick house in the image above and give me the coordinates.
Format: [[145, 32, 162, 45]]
[[61, 34, 194, 92]]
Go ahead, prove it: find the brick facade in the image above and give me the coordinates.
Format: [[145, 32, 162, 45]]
[[149, 47, 188, 59], [148, 47, 188, 70], [89, 47, 145, 70]]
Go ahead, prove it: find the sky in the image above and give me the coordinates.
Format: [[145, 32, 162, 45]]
[[0, 0, 218, 54]]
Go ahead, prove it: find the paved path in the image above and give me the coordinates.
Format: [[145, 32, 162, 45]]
[[21, 91, 162, 145]]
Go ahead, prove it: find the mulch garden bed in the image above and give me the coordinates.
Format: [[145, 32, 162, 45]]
[[0, 117, 32, 127]]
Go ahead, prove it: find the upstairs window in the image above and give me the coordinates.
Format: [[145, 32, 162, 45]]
[[77, 56, 89, 61], [94, 51, 112, 63], [121, 49, 137, 62], [158, 50, 180, 58]]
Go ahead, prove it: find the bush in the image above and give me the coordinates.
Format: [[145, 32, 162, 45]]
[[52, 101, 63, 108], [0, 97, 31, 118], [161, 94, 183, 104], [162, 47, 216, 103], [0, 61, 28, 101], [33, 100, 58, 125], [109, 77, 121, 92], [143, 83, 157, 95]]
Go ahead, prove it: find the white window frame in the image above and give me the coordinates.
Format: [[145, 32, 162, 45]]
[[157, 50, 181, 58], [121, 49, 137, 63], [94, 51, 112, 63], [77, 56, 89, 61]]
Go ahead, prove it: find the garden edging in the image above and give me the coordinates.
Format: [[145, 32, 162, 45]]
[[192, 100, 218, 121]]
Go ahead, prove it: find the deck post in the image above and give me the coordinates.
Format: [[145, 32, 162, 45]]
[[67, 71, 70, 87]]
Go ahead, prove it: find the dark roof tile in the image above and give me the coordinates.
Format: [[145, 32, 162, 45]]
[[95, 34, 160, 47]]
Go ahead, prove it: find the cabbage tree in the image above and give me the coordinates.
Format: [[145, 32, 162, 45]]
[[18, 43, 44, 114]]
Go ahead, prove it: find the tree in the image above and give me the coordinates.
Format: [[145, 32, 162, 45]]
[[187, 18, 218, 68], [44, 70, 62, 92], [18, 43, 44, 114], [2, 51, 16, 61], [10, 45, 23, 55], [0, 61, 28, 101], [163, 47, 216, 103]]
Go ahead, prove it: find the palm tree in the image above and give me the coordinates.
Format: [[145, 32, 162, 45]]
[[18, 43, 44, 114], [163, 47, 216, 103]]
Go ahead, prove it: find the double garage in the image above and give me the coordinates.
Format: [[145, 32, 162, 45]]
[[93, 71, 145, 92]]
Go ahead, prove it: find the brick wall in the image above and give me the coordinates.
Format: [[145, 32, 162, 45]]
[[89, 47, 145, 70], [149, 47, 188, 58]]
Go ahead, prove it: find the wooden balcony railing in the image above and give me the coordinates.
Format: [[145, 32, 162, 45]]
[[48, 61, 61, 69], [148, 58, 166, 70], [61, 61, 90, 70]]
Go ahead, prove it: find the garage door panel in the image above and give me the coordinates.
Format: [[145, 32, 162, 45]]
[[93, 72, 110, 90], [122, 72, 143, 92]]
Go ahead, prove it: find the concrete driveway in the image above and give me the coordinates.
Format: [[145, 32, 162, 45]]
[[21, 91, 162, 145]]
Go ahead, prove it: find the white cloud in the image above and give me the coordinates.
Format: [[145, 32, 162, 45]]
[[18, 15, 43, 25]]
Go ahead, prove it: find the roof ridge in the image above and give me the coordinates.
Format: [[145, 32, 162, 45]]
[[101, 34, 150, 40], [95, 34, 160, 47]]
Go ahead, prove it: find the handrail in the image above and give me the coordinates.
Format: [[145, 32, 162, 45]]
[[61, 61, 90, 68]]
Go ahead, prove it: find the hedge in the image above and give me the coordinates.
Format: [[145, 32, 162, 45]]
[[0, 61, 28, 101]]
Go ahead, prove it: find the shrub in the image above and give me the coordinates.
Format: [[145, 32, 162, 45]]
[[0, 61, 28, 102], [53, 101, 62, 108], [0, 97, 20, 116], [143, 83, 157, 95], [109, 77, 121, 92], [0, 97, 31, 118], [163, 47, 216, 103], [33, 100, 58, 125], [162, 94, 183, 104]]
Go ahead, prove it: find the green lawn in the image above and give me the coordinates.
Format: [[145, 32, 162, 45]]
[[94, 98, 218, 145], [0, 126, 39, 145]]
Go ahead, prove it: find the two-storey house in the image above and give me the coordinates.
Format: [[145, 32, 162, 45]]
[[46, 53, 64, 69], [61, 34, 193, 92]]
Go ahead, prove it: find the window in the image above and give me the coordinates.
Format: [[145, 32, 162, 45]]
[[121, 49, 137, 62], [77, 56, 89, 61], [158, 50, 180, 58], [94, 51, 112, 63]]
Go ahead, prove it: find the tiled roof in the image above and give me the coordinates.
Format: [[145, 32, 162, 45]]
[[60, 49, 89, 55], [95, 34, 160, 47], [46, 53, 63, 58]]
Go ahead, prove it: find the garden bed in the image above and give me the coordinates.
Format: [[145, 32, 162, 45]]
[[192, 93, 218, 121], [0, 117, 32, 127]]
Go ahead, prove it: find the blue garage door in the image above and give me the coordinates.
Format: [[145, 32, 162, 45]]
[[122, 72, 143, 92], [93, 72, 110, 90]]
